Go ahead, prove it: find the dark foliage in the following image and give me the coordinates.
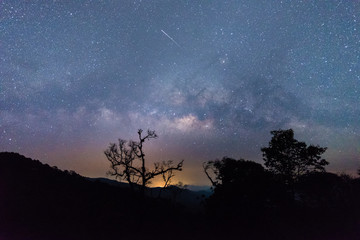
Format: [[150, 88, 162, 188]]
[[204, 158, 287, 217], [205, 158, 277, 203], [203, 156, 360, 239], [296, 172, 354, 208], [261, 129, 328, 183]]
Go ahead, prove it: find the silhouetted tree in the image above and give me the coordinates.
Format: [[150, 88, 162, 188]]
[[204, 157, 273, 217], [104, 129, 183, 196], [261, 129, 328, 184], [204, 157, 268, 187]]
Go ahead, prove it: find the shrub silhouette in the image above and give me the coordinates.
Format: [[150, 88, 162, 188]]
[[296, 172, 351, 208], [204, 158, 277, 217]]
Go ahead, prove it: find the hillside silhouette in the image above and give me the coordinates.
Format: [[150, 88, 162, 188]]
[[0, 152, 206, 240], [1, 152, 360, 239]]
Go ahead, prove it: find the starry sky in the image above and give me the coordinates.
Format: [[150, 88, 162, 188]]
[[1, 0, 359, 186]]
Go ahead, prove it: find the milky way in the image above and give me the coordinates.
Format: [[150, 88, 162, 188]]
[[1, 1, 359, 185]]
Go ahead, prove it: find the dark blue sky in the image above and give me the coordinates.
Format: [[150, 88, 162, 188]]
[[1, 0, 359, 185]]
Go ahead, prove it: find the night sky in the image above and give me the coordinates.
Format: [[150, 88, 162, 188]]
[[1, 1, 359, 186]]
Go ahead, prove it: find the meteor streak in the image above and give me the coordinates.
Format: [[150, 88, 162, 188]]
[[161, 29, 181, 48]]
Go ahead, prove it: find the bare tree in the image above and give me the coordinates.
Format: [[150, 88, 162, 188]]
[[104, 129, 184, 196], [157, 160, 177, 198]]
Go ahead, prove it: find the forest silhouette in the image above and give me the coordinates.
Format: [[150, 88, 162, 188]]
[[1, 129, 360, 240]]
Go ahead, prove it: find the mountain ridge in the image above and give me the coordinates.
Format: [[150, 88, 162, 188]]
[[0, 152, 204, 240]]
